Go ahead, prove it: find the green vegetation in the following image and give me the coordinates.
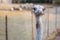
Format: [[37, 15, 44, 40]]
[[12, 0, 60, 4], [12, 0, 52, 3], [53, 0, 60, 4]]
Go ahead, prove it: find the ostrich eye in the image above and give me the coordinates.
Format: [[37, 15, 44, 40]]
[[33, 8, 37, 11]]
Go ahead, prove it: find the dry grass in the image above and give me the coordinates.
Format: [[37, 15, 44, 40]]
[[46, 28, 60, 40], [0, 4, 20, 8], [0, 4, 32, 17]]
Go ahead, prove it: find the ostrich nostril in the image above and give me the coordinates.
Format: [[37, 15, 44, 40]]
[[43, 8, 45, 11], [38, 11, 42, 13]]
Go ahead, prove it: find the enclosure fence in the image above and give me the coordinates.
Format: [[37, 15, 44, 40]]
[[0, 6, 60, 40]]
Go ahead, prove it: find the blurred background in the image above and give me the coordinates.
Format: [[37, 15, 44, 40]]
[[0, 0, 60, 40]]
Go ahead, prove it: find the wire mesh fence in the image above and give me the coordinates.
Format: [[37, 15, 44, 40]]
[[0, 6, 60, 40], [42, 6, 60, 40]]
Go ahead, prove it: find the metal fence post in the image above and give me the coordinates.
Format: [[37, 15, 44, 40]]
[[5, 16, 8, 40], [55, 6, 57, 29]]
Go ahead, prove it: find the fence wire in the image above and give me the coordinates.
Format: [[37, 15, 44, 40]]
[[5, 7, 59, 40]]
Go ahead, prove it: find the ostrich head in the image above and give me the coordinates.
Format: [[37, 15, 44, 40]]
[[32, 5, 45, 16]]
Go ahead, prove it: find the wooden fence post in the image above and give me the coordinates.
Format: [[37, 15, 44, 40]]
[[47, 8, 50, 37], [32, 13, 34, 40]]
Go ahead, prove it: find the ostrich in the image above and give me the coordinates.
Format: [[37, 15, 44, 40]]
[[32, 4, 45, 40]]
